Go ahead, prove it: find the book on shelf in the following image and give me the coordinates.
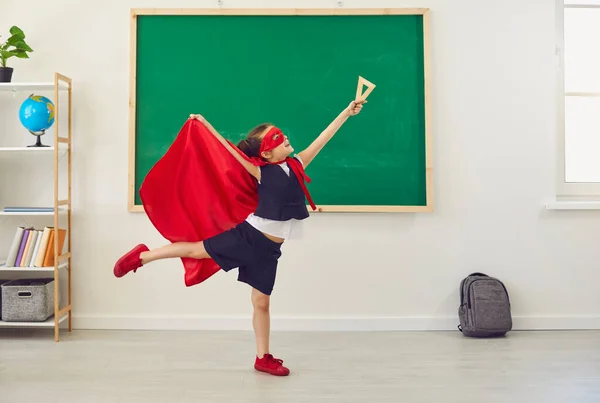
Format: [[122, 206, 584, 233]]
[[3, 226, 66, 268], [2, 206, 55, 213]]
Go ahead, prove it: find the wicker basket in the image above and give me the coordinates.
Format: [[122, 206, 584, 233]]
[[1, 278, 55, 322]]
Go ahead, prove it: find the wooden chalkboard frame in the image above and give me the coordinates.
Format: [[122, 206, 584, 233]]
[[128, 8, 432, 213]]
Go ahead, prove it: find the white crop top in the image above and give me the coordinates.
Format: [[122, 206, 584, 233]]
[[245, 155, 305, 240]]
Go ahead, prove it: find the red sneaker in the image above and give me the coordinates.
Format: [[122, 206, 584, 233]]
[[254, 354, 290, 376], [114, 244, 149, 278]]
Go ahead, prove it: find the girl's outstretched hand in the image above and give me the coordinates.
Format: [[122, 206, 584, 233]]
[[345, 100, 366, 117]]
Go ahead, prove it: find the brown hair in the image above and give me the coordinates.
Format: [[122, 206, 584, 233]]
[[237, 123, 272, 158]]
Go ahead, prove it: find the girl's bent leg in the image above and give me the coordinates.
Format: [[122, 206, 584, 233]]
[[140, 241, 208, 264], [114, 241, 208, 278]]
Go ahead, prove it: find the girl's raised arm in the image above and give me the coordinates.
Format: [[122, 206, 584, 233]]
[[297, 100, 364, 168]]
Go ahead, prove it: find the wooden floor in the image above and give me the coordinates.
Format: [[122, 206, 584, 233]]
[[0, 329, 599, 403]]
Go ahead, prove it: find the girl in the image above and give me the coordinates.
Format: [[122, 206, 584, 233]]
[[114, 99, 365, 376]]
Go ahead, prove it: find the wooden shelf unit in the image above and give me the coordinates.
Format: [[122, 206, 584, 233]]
[[0, 73, 73, 341]]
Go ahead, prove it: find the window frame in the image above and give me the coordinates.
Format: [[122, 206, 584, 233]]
[[556, 1, 600, 198]]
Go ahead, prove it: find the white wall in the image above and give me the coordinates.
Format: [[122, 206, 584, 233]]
[[1, 0, 598, 331]]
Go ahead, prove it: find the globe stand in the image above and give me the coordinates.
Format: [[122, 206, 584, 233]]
[[27, 130, 50, 148]]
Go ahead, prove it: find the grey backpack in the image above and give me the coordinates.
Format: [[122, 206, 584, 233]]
[[458, 273, 512, 337]]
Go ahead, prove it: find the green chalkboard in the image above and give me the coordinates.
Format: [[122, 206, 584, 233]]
[[129, 9, 432, 212]]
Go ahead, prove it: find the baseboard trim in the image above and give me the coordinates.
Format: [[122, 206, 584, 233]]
[[72, 315, 600, 331]]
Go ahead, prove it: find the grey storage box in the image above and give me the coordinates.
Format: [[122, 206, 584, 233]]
[[1, 278, 55, 322], [0, 279, 11, 320]]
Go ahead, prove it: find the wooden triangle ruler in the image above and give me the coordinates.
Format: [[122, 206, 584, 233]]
[[356, 76, 376, 101]]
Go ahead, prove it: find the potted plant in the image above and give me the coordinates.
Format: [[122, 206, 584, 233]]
[[0, 26, 33, 83]]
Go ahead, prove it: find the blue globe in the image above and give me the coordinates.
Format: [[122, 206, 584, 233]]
[[19, 95, 55, 134]]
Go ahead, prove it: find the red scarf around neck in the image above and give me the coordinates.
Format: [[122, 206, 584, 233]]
[[139, 119, 316, 288]]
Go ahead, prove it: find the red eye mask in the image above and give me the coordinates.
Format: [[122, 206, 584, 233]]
[[259, 127, 285, 155]]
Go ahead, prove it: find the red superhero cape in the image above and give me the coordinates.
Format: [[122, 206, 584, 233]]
[[139, 119, 258, 287], [139, 118, 315, 287]]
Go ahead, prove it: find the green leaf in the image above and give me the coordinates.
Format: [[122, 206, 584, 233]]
[[0, 50, 16, 61], [12, 41, 32, 52], [9, 26, 24, 37], [7, 34, 25, 45], [13, 51, 29, 59]]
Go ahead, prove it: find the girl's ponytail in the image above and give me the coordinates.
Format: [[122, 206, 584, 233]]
[[237, 138, 254, 157]]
